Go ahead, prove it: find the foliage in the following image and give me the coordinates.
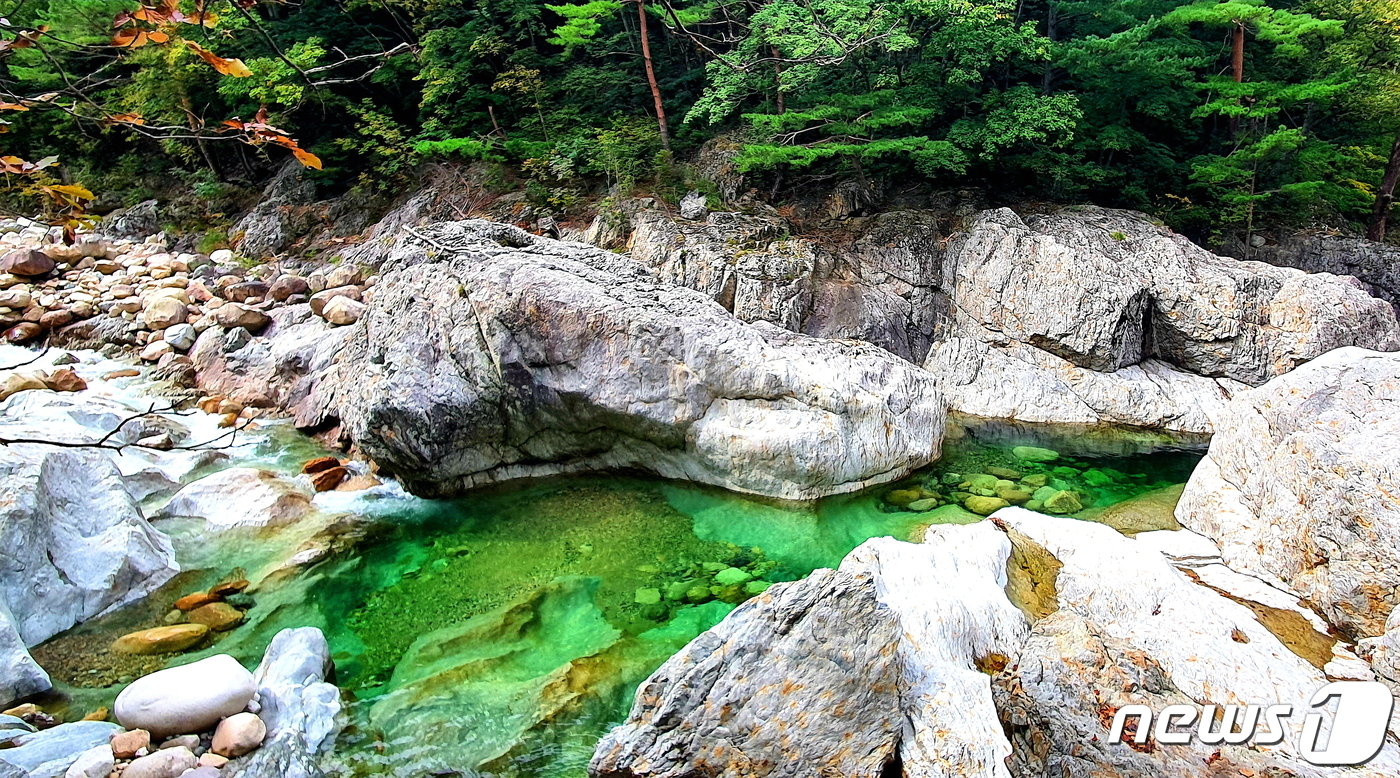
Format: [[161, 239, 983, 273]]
[[2, 0, 1399, 240]]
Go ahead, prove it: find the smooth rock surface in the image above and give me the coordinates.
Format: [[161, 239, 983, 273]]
[[316, 220, 945, 500], [114, 654, 257, 738], [0, 444, 177, 646], [153, 467, 314, 529], [0, 600, 49, 707], [122, 745, 196, 778]]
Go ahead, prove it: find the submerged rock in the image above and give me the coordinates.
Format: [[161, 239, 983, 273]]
[[111, 623, 209, 655], [153, 467, 313, 529], [315, 220, 945, 501]]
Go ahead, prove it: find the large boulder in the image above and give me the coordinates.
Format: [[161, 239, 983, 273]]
[[314, 221, 945, 501], [593, 512, 1400, 777], [0, 721, 121, 778], [0, 444, 177, 646], [1176, 347, 1400, 644], [928, 207, 1400, 431]]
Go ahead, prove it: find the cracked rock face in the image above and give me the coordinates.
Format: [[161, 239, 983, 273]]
[[930, 207, 1399, 432], [592, 512, 1400, 777], [315, 221, 945, 501], [1177, 347, 1400, 644]]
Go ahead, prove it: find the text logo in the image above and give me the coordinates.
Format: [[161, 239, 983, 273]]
[[1108, 681, 1394, 766]]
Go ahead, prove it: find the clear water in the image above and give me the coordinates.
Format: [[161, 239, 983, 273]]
[[35, 415, 1206, 778]]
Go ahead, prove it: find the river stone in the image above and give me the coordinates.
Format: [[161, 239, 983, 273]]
[[61, 744, 113, 778], [320, 295, 365, 325], [122, 746, 196, 778], [308, 285, 360, 317], [114, 655, 256, 738], [110, 728, 150, 759], [213, 304, 271, 332], [111, 624, 209, 655], [211, 712, 265, 757], [964, 495, 1010, 516], [1011, 446, 1059, 463], [187, 602, 244, 631], [0, 721, 120, 777], [268, 275, 309, 302], [1, 249, 54, 277], [5, 322, 42, 343], [143, 297, 187, 330], [164, 323, 196, 351], [314, 220, 945, 501], [1040, 490, 1083, 515]]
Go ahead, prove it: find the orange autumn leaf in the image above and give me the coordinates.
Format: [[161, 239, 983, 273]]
[[185, 41, 252, 77], [147, 30, 169, 43], [289, 146, 322, 170], [113, 27, 147, 47], [108, 112, 146, 125], [0, 103, 29, 111]]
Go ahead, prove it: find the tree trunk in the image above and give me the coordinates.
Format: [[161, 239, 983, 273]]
[[1368, 131, 1400, 242], [771, 46, 785, 114], [636, 0, 671, 151], [1232, 22, 1245, 83]]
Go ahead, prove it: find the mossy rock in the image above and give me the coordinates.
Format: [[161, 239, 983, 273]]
[[985, 466, 1022, 480], [995, 486, 1033, 505], [1012, 446, 1060, 463], [713, 567, 752, 586], [634, 587, 662, 605], [1042, 490, 1084, 515], [964, 496, 1011, 516], [884, 488, 923, 507], [907, 497, 941, 512], [1020, 473, 1049, 489]]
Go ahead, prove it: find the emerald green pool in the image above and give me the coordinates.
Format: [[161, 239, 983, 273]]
[[37, 418, 1205, 777]]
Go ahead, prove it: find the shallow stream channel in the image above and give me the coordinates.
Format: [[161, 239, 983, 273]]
[[25, 350, 1206, 778]]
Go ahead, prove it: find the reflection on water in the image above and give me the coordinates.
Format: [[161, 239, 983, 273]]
[[38, 419, 1206, 777]]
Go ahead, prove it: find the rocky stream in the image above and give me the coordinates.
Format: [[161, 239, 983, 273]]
[[3, 193, 1400, 778]]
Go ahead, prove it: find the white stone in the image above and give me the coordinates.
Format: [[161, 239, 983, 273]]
[[153, 467, 313, 529], [114, 655, 256, 738]]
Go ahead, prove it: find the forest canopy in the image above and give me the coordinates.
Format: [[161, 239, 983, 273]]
[[2, 0, 1398, 241]]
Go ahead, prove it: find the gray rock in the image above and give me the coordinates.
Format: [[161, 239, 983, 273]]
[[102, 200, 159, 239], [0, 721, 120, 777], [591, 567, 906, 777], [225, 628, 340, 778], [1238, 233, 1400, 312], [0, 445, 176, 646], [61, 744, 113, 778], [678, 190, 708, 221], [163, 322, 196, 351], [315, 220, 945, 500], [942, 207, 1399, 384], [122, 746, 197, 778], [1177, 347, 1400, 643], [0, 600, 49, 707]]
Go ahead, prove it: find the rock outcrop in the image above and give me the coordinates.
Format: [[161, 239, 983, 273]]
[[0, 444, 177, 646], [0, 601, 49, 707], [1177, 347, 1400, 646], [929, 207, 1400, 432], [1241, 233, 1400, 313], [314, 221, 945, 501], [593, 510, 1400, 777]]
